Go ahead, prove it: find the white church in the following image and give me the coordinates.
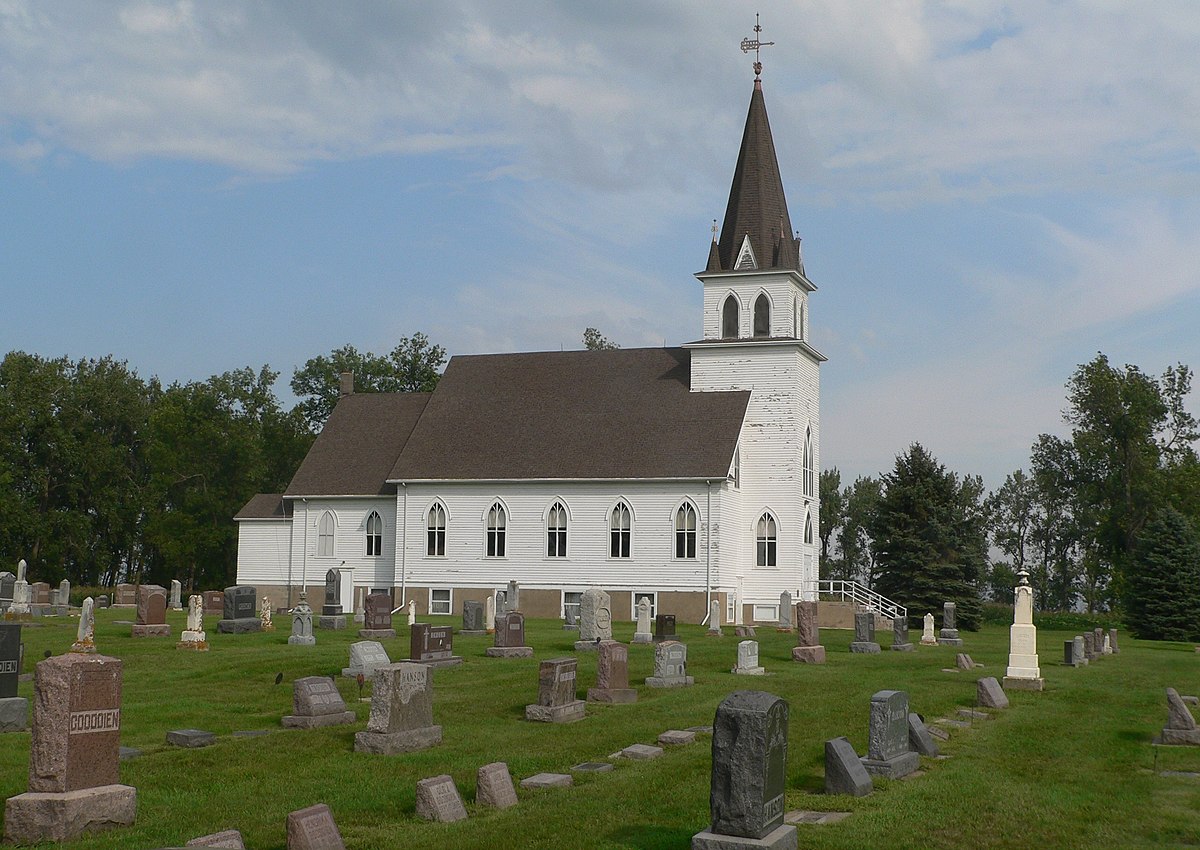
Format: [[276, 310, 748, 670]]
[[234, 67, 824, 626]]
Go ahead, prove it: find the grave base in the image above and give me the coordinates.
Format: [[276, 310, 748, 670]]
[[287, 635, 316, 646], [691, 823, 798, 850], [282, 710, 356, 729], [1002, 676, 1045, 692], [358, 628, 396, 639], [413, 656, 463, 669], [130, 623, 171, 637], [459, 629, 487, 637], [654, 635, 678, 643], [574, 640, 601, 652], [69, 639, 96, 654], [645, 675, 694, 688], [849, 642, 881, 654], [705, 630, 723, 637], [891, 643, 914, 652], [1157, 728, 1200, 746], [937, 637, 964, 647], [485, 646, 534, 658], [587, 687, 638, 704], [176, 636, 209, 651], [562, 624, 578, 631], [631, 634, 653, 644], [733, 666, 766, 675], [4, 784, 136, 843], [791, 646, 826, 664], [861, 751, 921, 779], [920, 638, 939, 646], [0, 697, 27, 732], [317, 615, 346, 630], [217, 618, 261, 634], [525, 700, 587, 723], [353, 724, 442, 754]]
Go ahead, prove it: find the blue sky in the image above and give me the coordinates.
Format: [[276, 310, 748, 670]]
[[3, 1, 1198, 490]]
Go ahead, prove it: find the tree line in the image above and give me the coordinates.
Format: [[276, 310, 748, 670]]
[[821, 353, 1200, 640], [0, 335, 447, 592]]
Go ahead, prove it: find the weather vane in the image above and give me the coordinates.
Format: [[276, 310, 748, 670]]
[[740, 13, 774, 79]]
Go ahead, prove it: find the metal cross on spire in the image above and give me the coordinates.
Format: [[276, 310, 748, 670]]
[[740, 13, 774, 79]]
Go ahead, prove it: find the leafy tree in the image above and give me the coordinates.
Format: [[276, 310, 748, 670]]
[[1124, 507, 1200, 641], [872, 443, 985, 629], [582, 327, 619, 351], [818, 468, 844, 577], [984, 560, 1017, 605], [838, 476, 882, 586], [291, 333, 448, 431]]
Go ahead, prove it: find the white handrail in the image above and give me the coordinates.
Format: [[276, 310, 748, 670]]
[[800, 579, 906, 621]]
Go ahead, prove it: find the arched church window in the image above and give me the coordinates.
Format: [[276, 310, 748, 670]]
[[804, 510, 814, 545], [754, 293, 771, 337], [722, 295, 740, 339], [675, 503, 698, 559], [426, 504, 445, 557], [756, 512, 777, 567], [547, 502, 568, 558], [486, 503, 506, 558], [317, 511, 335, 557], [366, 510, 383, 557], [610, 502, 631, 558], [803, 427, 814, 496]]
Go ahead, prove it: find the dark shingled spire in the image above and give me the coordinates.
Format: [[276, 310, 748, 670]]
[[714, 80, 799, 273]]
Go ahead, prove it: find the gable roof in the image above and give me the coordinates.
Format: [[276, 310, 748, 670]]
[[715, 80, 801, 274], [234, 493, 291, 521], [389, 347, 749, 481], [284, 392, 430, 497]]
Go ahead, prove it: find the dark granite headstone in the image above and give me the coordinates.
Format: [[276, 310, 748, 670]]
[[525, 657, 586, 723], [461, 600, 486, 633], [891, 617, 913, 651], [907, 713, 939, 757], [495, 612, 525, 647], [792, 601, 826, 664], [286, 802, 345, 850], [587, 639, 636, 703], [646, 640, 694, 687], [694, 690, 795, 848], [861, 690, 919, 778], [322, 569, 342, 617], [218, 586, 259, 634], [0, 572, 14, 607], [411, 623, 456, 663], [850, 611, 881, 653], [282, 677, 355, 729], [136, 586, 167, 625], [824, 736, 872, 797], [114, 583, 136, 606], [0, 624, 20, 699], [360, 593, 393, 636], [654, 614, 677, 643], [938, 601, 963, 646], [202, 591, 224, 617]]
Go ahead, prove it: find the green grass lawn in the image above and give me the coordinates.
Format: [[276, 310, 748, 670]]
[[1, 609, 1197, 849]]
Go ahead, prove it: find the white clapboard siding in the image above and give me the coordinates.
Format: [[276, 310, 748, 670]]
[[270, 498, 397, 590], [236, 521, 294, 586], [700, 271, 809, 342]]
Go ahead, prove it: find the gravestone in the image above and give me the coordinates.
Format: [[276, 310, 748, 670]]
[[487, 594, 497, 633], [860, 690, 920, 779], [97, 595, 109, 609], [178, 594, 208, 651], [186, 828, 245, 848], [131, 585, 170, 637], [1071, 635, 1087, 666], [260, 597, 274, 632], [792, 601, 825, 664], [70, 598, 97, 655], [352, 602, 365, 626], [1093, 627, 1105, 659], [1159, 688, 1200, 745], [476, 762, 518, 809], [575, 588, 612, 650], [169, 579, 182, 610], [955, 652, 976, 670], [415, 774, 468, 823], [410, 623, 462, 668], [342, 641, 391, 680], [777, 591, 793, 631], [289, 593, 316, 646], [646, 640, 694, 688], [0, 624, 26, 731], [1083, 631, 1096, 660], [632, 598, 653, 644], [0, 571, 14, 610], [562, 606, 577, 631], [114, 582, 136, 607], [692, 690, 795, 850], [587, 640, 637, 703], [891, 617, 913, 651], [525, 657, 586, 723], [1063, 639, 1079, 666], [202, 590, 224, 617], [734, 625, 757, 637], [824, 736, 873, 797], [1102, 633, 1112, 655], [353, 662, 442, 754], [938, 602, 963, 646], [1108, 628, 1120, 654], [319, 569, 346, 630], [1003, 568, 1044, 691], [285, 802, 345, 850], [733, 640, 765, 675], [849, 611, 880, 653], [654, 613, 678, 643], [359, 593, 395, 638], [908, 713, 939, 757], [30, 581, 51, 607], [55, 579, 70, 614], [217, 585, 260, 634], [461, 600, 486, 636], [4, 653, 136, 843], [506, 580, 520, 613], [407, 599, 417, 626], [706, 599, 723, 636], [977, 677, 1010, 709], [920, 612, 938, 645], [486, 611, 533, 658]]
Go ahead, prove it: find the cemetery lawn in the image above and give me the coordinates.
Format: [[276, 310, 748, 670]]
[[1, 612, 1198, 850]]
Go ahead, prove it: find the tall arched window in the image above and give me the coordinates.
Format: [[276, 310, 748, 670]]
[[754, 293, 771, 337], [426, 504, 445, 557], [610, 502, 631, 558], [756, 512, 777, 567], [804, 510, 814, 545], [675, 503, 697, 559], [317, 511, 335, 557], [722, 295, 740, 339], [799, 302, 806, 340], [486, 503, 506, 557], [803, 427, 814, 496], [366, 510, 383, 557], [547, 502, 568, 557]]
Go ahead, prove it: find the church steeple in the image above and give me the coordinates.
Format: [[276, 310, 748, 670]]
[[714, 78, 800, 273]]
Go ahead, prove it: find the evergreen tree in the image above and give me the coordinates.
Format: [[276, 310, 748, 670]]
[[872, 443, 985, 629], [1124, 507, 1200, 641]]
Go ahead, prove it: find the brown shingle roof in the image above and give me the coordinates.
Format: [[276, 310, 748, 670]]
[[389, 347, 748, 481], [285, 393, 430, 496], [234, 493, 291, 520]]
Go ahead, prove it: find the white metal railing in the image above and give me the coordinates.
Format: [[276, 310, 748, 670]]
[[801, 580, 906, 621]]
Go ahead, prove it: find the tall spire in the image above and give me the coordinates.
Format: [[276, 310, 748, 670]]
[[714, 19, 799, 274]]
